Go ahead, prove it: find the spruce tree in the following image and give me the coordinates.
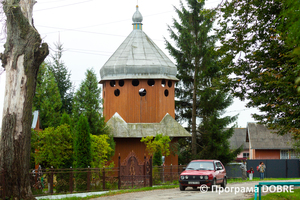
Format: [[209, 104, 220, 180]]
[[33, 63, 62, 128], [74, 114, 91, 168], [165, 0, 241, 162], [197, 91, 242, 165], [74, 114, 91, 191], [72, 68, 107, 135], [60, 112, 72, 126], [48, 43, 74, 114], [165, 0, 218, 157]]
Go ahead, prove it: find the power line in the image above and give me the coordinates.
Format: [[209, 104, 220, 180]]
[[226, 108, 259, 113], [34, 0, 94, 12], [36, 10, 173, 35]]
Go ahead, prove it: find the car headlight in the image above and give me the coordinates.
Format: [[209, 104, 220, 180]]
[[181, 176, 184, 180], [200, 175, 203, 179], [185, 175, 188, 179], [204, 175, 208, 180]]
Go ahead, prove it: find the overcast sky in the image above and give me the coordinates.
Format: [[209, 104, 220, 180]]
[[0, 0, 259, 129]]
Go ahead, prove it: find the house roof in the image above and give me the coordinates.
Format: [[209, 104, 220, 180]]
[[247, 122, 293, 149], [228, 128, 248, 150], [107, 112, 191, 138], [99, 6, 178, 83]]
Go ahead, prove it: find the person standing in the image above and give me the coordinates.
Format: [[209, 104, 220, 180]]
[[259, 162, 266, 180], [247, 167, 254, 180], [240, 160, 247, 180]]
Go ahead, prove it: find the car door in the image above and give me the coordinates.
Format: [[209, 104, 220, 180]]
[[213, 161, 220, 183], [215, 162, 225, 183]]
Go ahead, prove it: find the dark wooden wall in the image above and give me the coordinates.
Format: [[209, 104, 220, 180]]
[[112, 138, 179, 167], [102, 79, 175, 123]]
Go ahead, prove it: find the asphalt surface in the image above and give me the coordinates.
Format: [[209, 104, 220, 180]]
[[93, 179, 300, 200]]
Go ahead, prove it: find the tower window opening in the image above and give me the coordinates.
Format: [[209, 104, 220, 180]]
[[114, 89, 120, 97], [139, 88, 147, 96], [168, 80, 172, 88], [147, 79, 155, 86], [132, 79, 140, 86], [110, 80, 116, 87], [119, 80, 125, 87], [164, 89, 169, 97], [161, 80, 166, 87]]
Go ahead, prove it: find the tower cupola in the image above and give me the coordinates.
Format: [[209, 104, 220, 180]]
[[132, 5, 143, 30]]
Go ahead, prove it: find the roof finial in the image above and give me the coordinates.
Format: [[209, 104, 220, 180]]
[[132, 5, 143, 30]]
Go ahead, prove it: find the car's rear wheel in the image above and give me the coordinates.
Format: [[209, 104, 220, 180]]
[[221, 177, 227, 188], [180, 184, 186, 191], [210, 178, 216, 190]]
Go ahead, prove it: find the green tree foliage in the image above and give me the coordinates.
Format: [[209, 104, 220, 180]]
[[90, 134, 114, 168], [177, 138, 192, 165], [165, 0, 219, 156], [141, 134, 171, 163], [74, 114, 91, 168], [153, 135, 163, 166], [153, 149, 162, 166], [48, 43, 74, 114], [74, 114, 91, 191], [279, 0, 300, 61], [198, 112, 242, 165], [33, 63, 62, 128], [60, 112, 72, 126], [33, 125, 73, 169], [217, 0, 299, 135], [72, 69, 107, 136]]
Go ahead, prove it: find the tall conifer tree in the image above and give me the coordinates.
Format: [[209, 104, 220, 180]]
[[48, 43, 74, 114], [165, 0, 218, 157], [165, 0, 241, 161], [33, 63, 62, 128], [72, 69, 107, 136]]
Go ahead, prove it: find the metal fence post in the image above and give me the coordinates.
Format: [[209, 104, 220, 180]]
[[150, 156, 153, 187], [144, 155, 146, 187], [87, 166, 91, 191], [170, 164, 173, 182], [50, 166, 53, 194], [69, 167, 73, 194], [102, 167, 106, 190], [118, 154, 121, 189]]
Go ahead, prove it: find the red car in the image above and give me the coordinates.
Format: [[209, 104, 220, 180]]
[[179, 160, 227, 191]]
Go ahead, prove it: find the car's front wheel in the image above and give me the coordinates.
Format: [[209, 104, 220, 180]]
[[221, 177, 227, 188], [210, 178, 216, 190], [180, 184, 186, 191]]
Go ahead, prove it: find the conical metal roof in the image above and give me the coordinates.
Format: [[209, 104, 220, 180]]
[[99, 6, 178, 83]]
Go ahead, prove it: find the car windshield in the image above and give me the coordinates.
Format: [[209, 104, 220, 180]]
[[186, 161, 214, 170]]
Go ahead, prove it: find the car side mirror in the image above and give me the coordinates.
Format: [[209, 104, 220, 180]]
[[182, 167, 186, 171]]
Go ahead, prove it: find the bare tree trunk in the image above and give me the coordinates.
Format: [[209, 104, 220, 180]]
[[0, 0, 48, 199], [191, 64, 198, 158]]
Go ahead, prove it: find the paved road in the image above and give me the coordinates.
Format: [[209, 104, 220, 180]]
[[93, 180, 300, 200]]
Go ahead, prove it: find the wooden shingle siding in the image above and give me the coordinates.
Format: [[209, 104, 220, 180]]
[[103, 79, 175, 123]]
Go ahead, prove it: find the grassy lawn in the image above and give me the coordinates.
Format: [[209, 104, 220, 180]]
[[227, 177, 300, 184], [247, 188, 300, 200]]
